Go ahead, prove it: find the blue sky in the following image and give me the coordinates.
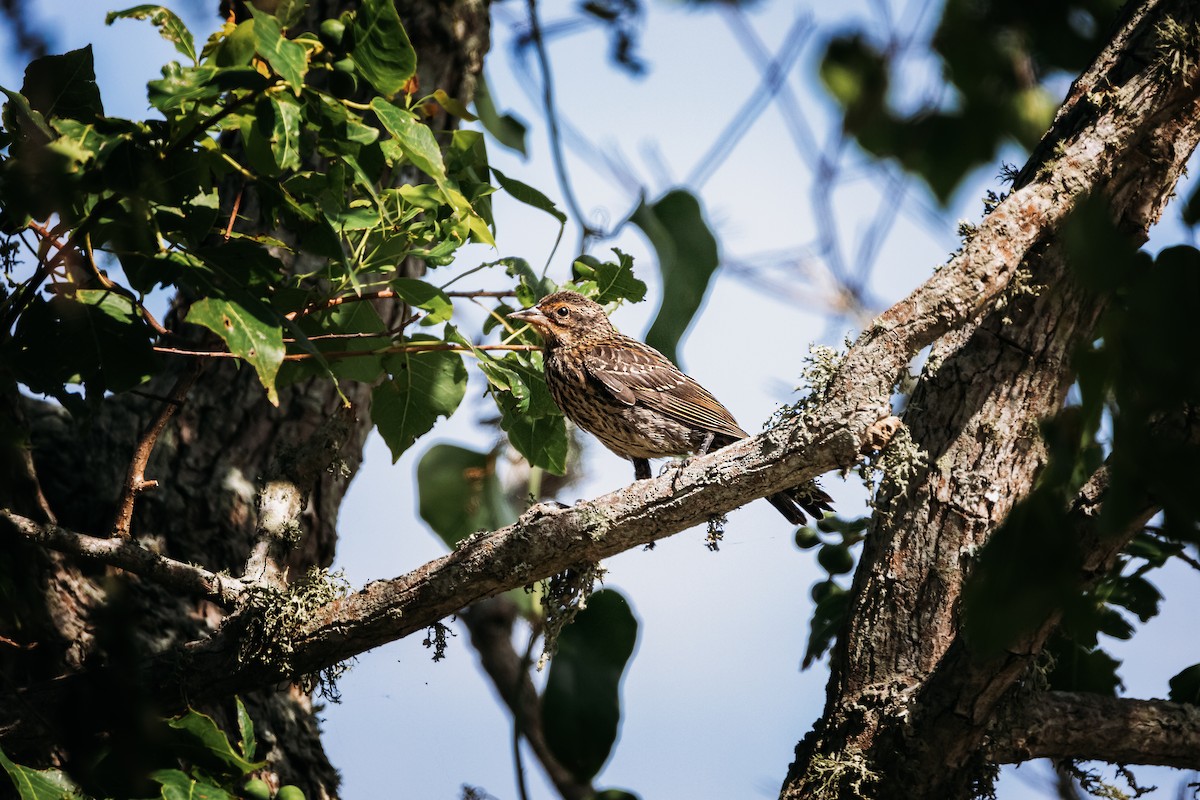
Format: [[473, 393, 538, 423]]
[[2, 1, 1197, 798]]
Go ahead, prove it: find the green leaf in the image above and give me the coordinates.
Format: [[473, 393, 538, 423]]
[[502, 404, 568, 475], [492, 167, 566, 223], [370, 98, 447, 185], [235, 697, 256, 762], [147, 64, 222, 112], [417, 443, 516, 547], [20, 47, 103, 121], [186, 298, 285, 406], [249, 6, 307, 92], [106, 5, 198, 65], [7, 291, 158, 402], [1044, 634, 1122, 695], [152, 769, 234, 800], [389, 278, 454, 323], [244, 94, 302, 175], [630, 189, 720, 366], [803, 580, 848, 668], [503, 257, 557, 308], [350, 0, 416, 96], [1169, 664, 1200, 705], [166, 707, 266, 777], [432, 89, 477, 121], [572, 249, 647, 304], [372, 338, 467, 461], [473, 72, 527, 156], [542, 590, 639, 782], [0, 746, 84, 800]]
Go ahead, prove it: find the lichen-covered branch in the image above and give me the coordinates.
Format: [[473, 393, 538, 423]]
[[1, 509, 245, 607], [994, 692, 1200, 770]]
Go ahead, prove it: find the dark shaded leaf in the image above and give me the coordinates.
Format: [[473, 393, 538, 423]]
[[630, 190, 719, 366], [492, 166, 565, 223], [1169, 664, 1200, 705], [373, 339, 467, 460], [20, 47, 103, 121], [542, 590, 639, 781], [473, 72, 527, 156], [417, 443, 516, 547]]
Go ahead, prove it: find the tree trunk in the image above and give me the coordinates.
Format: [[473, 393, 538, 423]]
[[782, 1, 1200, 797], [0, 2, 491, 796]]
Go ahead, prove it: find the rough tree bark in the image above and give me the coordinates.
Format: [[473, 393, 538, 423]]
[[783, 1, 1200, 797], [0, 1, 491, 797]]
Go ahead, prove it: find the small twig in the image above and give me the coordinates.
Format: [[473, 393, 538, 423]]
[[525, 0, 594, 246], [153, 342, 541, 361], [1, 509, 246, 608], [285, 288, 409, 320], [223, 186, 244, 241], [445, 290, 518, 299], [110, 361, 204, 538]]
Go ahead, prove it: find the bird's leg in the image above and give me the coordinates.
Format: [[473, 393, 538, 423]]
[[695, 432, 715, 456], [633, 458, 651, 480]]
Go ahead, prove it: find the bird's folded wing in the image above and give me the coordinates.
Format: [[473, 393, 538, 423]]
[[583, 342, 747, 439]]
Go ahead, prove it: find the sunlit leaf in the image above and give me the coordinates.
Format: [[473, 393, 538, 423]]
[[0, 746, 84, 800], [371, 98, 447, 185], [249, 6, 306, 92], [106, 5, 198, 65], [186, 298, 285, 406], [350, 0, 416, 96]]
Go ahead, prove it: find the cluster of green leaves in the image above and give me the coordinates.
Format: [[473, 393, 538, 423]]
[[0, 700, 303, 800], [0, 0, 655, 475], [962, 197, 1200, 701], [795, 515, 867, 668], [820, 0, 1123, 201]]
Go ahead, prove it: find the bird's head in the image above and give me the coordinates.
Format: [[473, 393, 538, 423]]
[[507, 290, 615, 347]]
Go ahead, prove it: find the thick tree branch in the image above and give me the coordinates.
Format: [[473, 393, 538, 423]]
[[785, 1, 1200, 797], [994, 692, 1200, 770], [0, 509, 246, 607]]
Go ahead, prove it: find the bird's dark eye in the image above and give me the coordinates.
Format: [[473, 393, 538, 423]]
[[556, 307, 570, 317]]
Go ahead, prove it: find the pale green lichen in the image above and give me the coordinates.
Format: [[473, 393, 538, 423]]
[[238, 567, 352, 697], [1154, 17, 1200, 84], [995, 267, 1041, 324], [858, 421, 927, 501], [800, 750, 880, 799], [765, 341, 851, 428], [537, 561, 606, 670]]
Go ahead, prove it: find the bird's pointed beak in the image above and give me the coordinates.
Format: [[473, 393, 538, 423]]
[[507, 306, 546, 325]]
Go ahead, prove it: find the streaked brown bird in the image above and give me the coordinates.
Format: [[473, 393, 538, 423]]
[[508, 290, 831, 524]]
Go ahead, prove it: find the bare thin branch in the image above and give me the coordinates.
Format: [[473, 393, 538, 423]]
[[111, 361, 204, 538], [1, 509, 245, 607]]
